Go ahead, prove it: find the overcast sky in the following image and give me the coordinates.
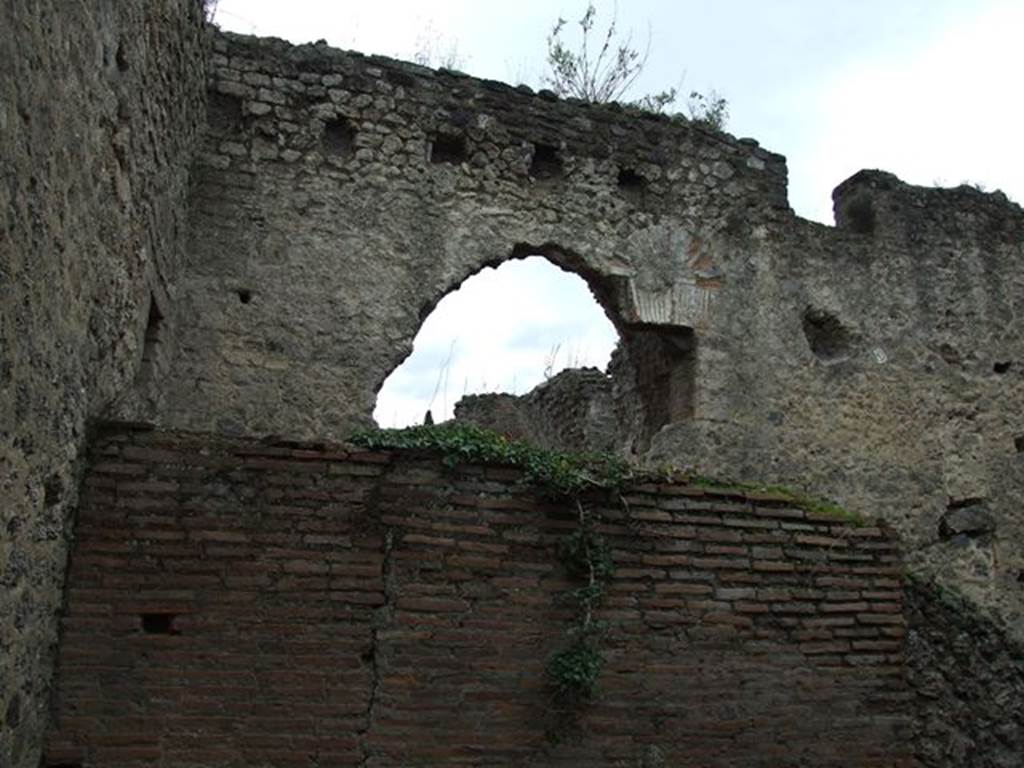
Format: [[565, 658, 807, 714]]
[[213, 0, 1024, 427]]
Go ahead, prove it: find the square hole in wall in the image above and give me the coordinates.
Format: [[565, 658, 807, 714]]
[[323, 118, 356, 156], [430, 133, 467, 164], [208, 92, 243, 133], [621, 324, 696, 443], [530, 143, 563, 180], [617, 167, 646, 192], [141, 613, 179, 635]]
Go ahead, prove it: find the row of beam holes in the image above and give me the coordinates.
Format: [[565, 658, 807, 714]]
[[319, 119, 644, 193], [208, 85, 637, 192], [428, 132, 645, 192], [429, 134, 568, 181]]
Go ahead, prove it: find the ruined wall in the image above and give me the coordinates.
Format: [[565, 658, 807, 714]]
[[648, 172, 1024, 634], [158, 32, 788, 439], [454, 367, 617, 453], [0, 4, 207, 765], [45, 425, 912, 767], [4, 13, 1020, 766], [151, 31, 1024, 642]]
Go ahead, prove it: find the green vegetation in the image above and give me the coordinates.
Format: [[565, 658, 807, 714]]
[[686, 89, 729, 130], [546, 637, 603, 701], [546, 501, 615, 705], [542, 2, 728, 128], [352, 422, 863, 522], [351, 423, 622, 724], [351, 422, 636, 496], [353, 422, 862, 525], [686, 474, 866, 526], [544, 3, 670, 107]]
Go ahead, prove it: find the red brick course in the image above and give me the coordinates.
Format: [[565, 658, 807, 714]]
[[44, 426, 915, 766]]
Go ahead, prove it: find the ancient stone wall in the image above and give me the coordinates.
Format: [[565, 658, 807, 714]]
[[44, 425, 912, 767], [6, 14, 1023, 766], [0, 4, 207, 765], [454, 367, 617, 453], [649, 171, 1024, 634], [157, 31, 788, 440], [150, 31, 1024, 644], [905, 578, 1024, 768]]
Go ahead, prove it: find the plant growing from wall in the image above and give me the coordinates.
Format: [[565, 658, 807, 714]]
[[412, 21, 466, 70], [351, 423, 624, 728], [546, 3, 647, 103], [351, 422, 634, 495], [686, 88, 729, 130], [542, 2, 729, 126], [546, 500, 614, 705]]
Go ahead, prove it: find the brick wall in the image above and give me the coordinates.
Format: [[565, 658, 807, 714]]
[[44, 425, 914, 767]]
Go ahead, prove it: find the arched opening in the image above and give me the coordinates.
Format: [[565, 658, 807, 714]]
[[373, 256, 619, 439], [372, 244, 701, 457]]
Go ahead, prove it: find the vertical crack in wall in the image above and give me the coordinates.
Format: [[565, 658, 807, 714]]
[[359, 526, 394, 767]]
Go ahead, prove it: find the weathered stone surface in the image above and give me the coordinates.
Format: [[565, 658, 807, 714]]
[[0, 4, 207, 765], [454, 367, 617, 453], [155, 32, 789, 445], [907, 578, 1024, 767]]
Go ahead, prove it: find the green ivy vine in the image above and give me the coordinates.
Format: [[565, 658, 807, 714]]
[[350, 423, 624, 722]]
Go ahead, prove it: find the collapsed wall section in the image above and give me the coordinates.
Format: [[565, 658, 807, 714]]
[[0, 4, 207, 765], [454, 367, 618, 453], [45, 426, 912, 767]]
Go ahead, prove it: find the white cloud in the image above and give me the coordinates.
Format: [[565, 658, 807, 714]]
[[799, 1, 1024, 222]]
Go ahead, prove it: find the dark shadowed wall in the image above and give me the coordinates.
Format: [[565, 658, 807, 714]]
[[0, 3, 207, 764]]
